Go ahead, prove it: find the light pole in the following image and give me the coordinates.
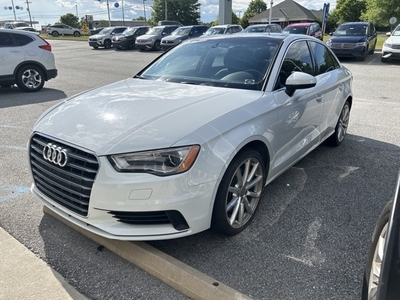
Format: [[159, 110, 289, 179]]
[[143, 0, 146, 25], [238, 10, 241, 19], [269, 0, 273, 24], [107, 0, 111, 26], [25, 0, 32, 26], [165, 0, 167, 21], [75, 4, 78, 18]]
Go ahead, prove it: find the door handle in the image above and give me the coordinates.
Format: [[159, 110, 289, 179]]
[[339, 84, 344, 91], [316, 95, 323, 102]]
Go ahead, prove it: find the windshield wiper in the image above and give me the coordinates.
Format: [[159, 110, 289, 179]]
[[133, 74, 146, 79]]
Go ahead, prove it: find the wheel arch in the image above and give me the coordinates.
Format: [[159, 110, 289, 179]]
[[14, 61, 49, 81]]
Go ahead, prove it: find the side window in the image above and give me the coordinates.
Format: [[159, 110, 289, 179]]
[[0, 32, 14, 47], [12, 33, 34, 46], [275, 41, 313, 89], [309, 41, 339, 75]]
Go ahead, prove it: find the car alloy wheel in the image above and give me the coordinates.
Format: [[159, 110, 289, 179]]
[[104, 40, 112, 49], [327, 100, 350, 146], [52, 31, 59, 37], [212, 149, 265, 235], [16, 65, 45, 92]]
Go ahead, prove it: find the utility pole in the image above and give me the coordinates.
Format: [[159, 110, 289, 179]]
[[106, 0, 111, 26], [165, 0, 167, 20], [143, 0, 146, 25], [25, 0, 33, 26], [11, 0, 17, 20]]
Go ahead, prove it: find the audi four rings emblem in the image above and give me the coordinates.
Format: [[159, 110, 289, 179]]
[[42, 143, 69, 167]]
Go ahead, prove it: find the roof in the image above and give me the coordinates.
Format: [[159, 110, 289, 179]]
[[249, 0, 320, 24], [285, 22, 315, 27]]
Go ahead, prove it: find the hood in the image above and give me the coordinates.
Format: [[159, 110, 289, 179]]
[[34, 79, 263, 155], [137, 34, 160, 39], [386, 35, 400, 45], [330, 35, 367, 43], [162, 35, 188, 41]]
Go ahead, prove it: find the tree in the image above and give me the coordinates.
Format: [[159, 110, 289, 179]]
[[239, 0, 267, 28], [329, 0, 366, 25], [361, 0, 400, 27], [210, 13, 241, 27], [150, 0, 200, 26], [59, 13, 80, 28]]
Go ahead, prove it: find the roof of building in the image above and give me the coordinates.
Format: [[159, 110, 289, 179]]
[[249, 0, 322, 24]]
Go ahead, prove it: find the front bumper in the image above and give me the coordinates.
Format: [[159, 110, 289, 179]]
[[330, 46, 366, 58], [135, 42, 154, 50], [31, 155, 217, 241], [382, 46, 400, 60], [89, 41, 103, 47]]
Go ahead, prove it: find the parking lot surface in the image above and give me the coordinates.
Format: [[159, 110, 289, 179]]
[[0, 41, 399, 299]]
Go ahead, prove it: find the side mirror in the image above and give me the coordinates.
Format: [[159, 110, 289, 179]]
[[285, 72, 317, 97], [387, 32, 391, 36]]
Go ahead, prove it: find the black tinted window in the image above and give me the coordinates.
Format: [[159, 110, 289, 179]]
[[12, 33, 34, 46], [276, 41, 313, 89], [309, 41, 339, 75], [0, 32, 14, 47]]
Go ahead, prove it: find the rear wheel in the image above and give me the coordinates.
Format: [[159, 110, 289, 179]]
[[73, 31, 81, 37], [212, 149, 265, 236], [16, 64, 45, 92], [326, 100, 350, 146]]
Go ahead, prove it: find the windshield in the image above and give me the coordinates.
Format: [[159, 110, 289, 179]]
[[15, 22, 30, 28], [204, 28, 225, 35], [244, 26, 267, 33], [98, 27, 114, 35], [392, 25, 400, 36], [122, 27, 138, 36], [147, 27, 163, 35], [283, 27, 308, 34], [172, 27, 191, 36], [334, 24, 367, 36], [139, 37, 281, 91]]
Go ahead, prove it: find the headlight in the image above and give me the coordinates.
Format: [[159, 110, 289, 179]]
[[355, 42, 367, 47], [109, 145, 200, 176], [384, 42, 392, 48], [326, 39, 332, 47]]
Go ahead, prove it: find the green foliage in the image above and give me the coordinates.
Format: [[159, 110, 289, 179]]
[[98, 20, 109, 27], [150, 0, 200, 26], [329, 0, 366, 25], [59, 13, 80, 28], [361, 0, 400, 27], [240, 0, 267, 28], [133, 16, 146, 21], [211, 13, 240, 27]]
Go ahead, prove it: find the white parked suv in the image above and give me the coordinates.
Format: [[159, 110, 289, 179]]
[[46, 24, 83, 37], [88, 26, 128, 49], [0, 29, 57, 92]]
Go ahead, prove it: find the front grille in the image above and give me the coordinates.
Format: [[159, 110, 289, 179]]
[[29, 134, 99, 217], [331, 43, 355, 49], [392, 44, 400, 49], [108, 210, 189, 231]]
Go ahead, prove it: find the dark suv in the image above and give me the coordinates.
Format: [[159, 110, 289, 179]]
[[282, 22, 322, 40], [135, 25, 180, 51], [326, 22, 377, 61], [160, 25, 209, 50], [112, 26, 150, 50]]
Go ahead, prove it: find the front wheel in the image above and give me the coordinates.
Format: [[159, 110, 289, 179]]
[[359, 47, 368, 61], [104, 39, 112, 49], [326, 100, 350, 146], [381, 56, 388, 63], [52, 31, 59, 37], [361, 201, 392, 300], [16, 65, 45, 92], [153, 40, 161, 51], [212, 149, 266, 236]]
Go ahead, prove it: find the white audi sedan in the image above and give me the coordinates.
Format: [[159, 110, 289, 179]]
[[29, 33, 353, 241]]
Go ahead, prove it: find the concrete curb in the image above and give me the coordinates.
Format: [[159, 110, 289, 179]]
[[43, 206, 252, 300], [0, 226, 88, 300]]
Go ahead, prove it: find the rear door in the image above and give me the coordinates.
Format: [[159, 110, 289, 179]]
[[0, 31, 25, 77]]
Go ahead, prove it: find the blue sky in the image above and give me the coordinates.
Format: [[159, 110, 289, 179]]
[[1, 0, 336, 28]]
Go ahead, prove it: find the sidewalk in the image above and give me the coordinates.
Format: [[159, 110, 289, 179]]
[[0, 227, 87, 300]]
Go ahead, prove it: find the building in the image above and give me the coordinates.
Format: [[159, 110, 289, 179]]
[[249, 0, 323, 29]]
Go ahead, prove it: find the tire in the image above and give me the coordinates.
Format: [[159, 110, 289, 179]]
[[381, 56, 388, 63], [52, 31, 59, 37], [104, 39, 112, 49], [92, 46, 98, 49], [128, 41, 135, 50], [153, 40, 161, 51], [16, 64, 45, 92], [73, 31, 81, 37], [368, 41, 376, 55], [359, 47, 368, 61], [326, 100, 350, 146], [212, 149, 266, 236], [361, 200, 393, 300]]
